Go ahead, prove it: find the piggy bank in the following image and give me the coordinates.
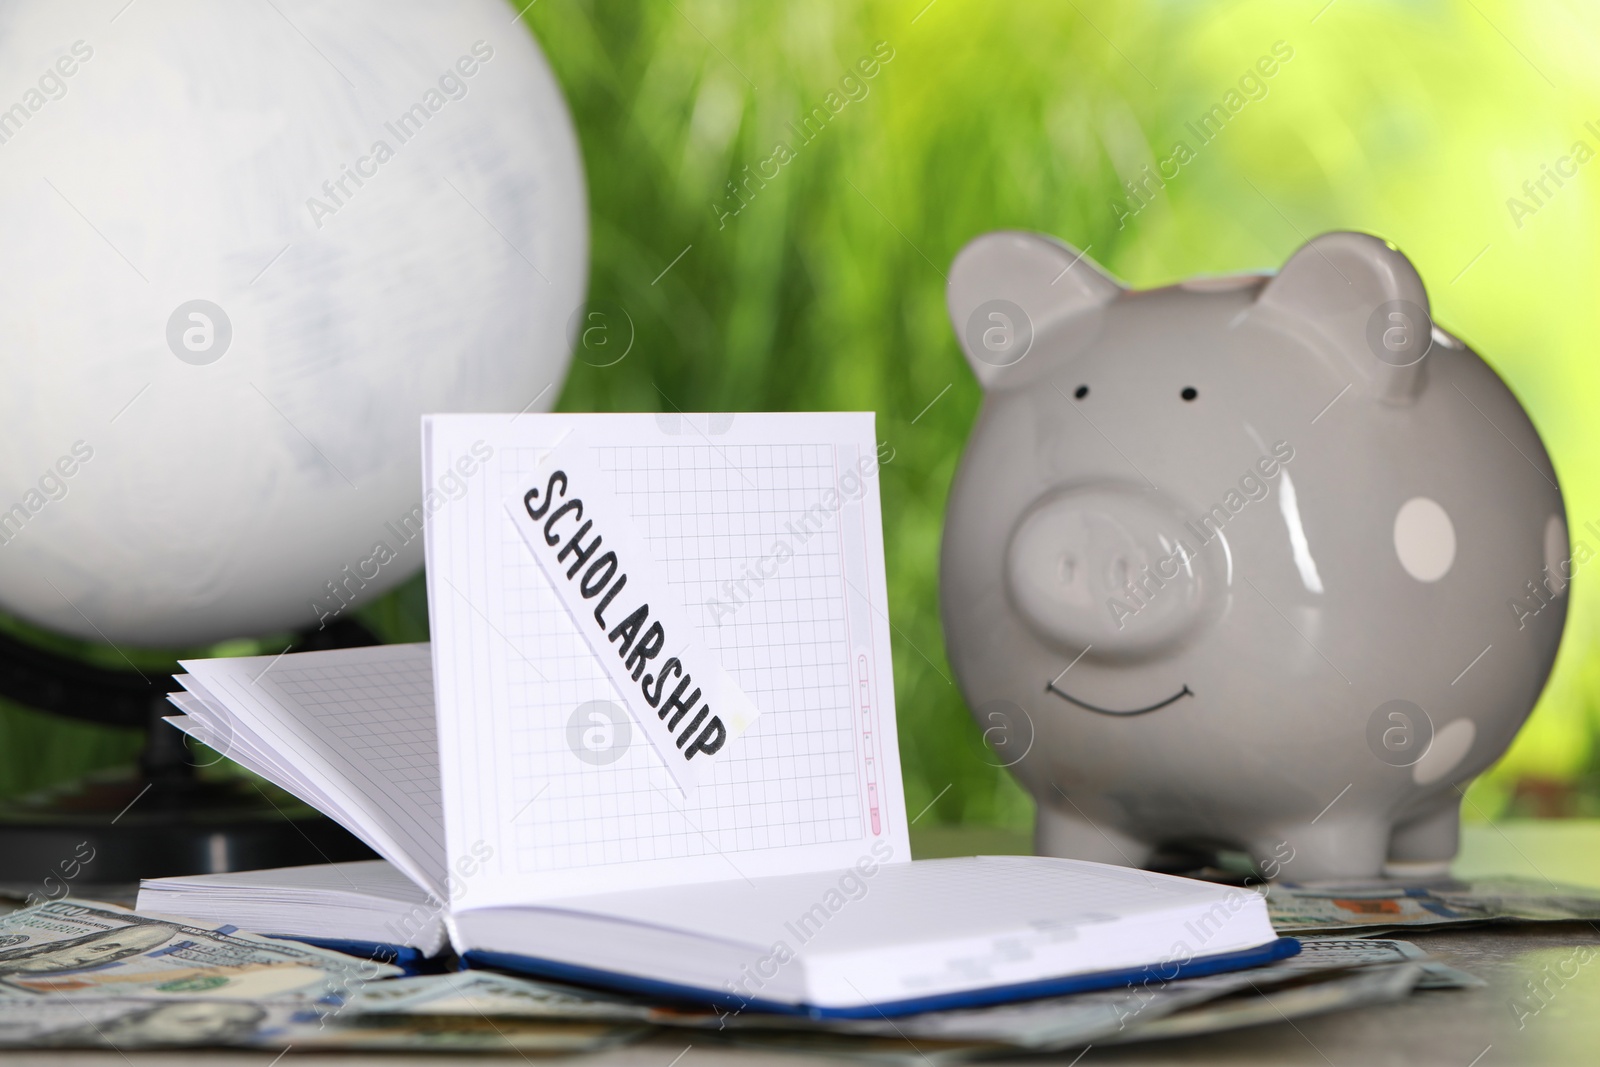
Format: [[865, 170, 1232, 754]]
[[941, 230, 1568, 881]]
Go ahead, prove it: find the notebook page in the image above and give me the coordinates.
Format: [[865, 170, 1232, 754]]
[[163, 699, 371, 853], [138, 860, 448, 957], [165, 699, 407, 881], [148, 860, 432, 906], [425, 413, 907, 908], [178, 643, 446, 899], [539, 855, 1250, 949], [167, 687, 346, 817], [452, 856, 1278, 1008]]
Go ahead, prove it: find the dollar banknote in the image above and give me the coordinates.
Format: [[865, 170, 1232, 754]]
[[0, 995, 645, 1051], [1100, 960, 1425, 1046], [0, 896, 1469, 1053], [1266, 877, 1600, 933], [344, 937, 1471, 1050], [376, 939, 1453, 1054], [809, 939, 1464, 1047], [344, 959, 1238, 1047], [709, 964, 1428, 1064], [0, 997, 287, 1048], [273, 1014, 647, 1053], [347, 969, 653, 1021], [1277, 936, 1481, 989], [0, 899, 396, 1003], [346, 968, 1199, 1045]]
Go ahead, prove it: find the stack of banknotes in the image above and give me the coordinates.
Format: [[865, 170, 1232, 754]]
[[0, 878, 1596, 1057]]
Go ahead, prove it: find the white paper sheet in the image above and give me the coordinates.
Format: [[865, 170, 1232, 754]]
[[424, 413, 908, 908], [175, 643, 447, 899], [505, 431, 764, 792]]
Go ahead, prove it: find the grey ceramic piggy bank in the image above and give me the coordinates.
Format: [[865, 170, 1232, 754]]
[[941, 230, 1568, 881]]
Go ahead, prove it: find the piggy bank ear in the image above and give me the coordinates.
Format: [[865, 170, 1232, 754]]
[[1257, 231, 1432, 405], [947, 231, 1122, 389]]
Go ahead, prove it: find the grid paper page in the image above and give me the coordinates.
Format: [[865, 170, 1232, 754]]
[[163, 695, 360, 842], [425, 413, 907, 908], [179, 644, 445, 899]]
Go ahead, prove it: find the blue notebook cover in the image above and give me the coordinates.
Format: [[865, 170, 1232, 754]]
[[264, 934, 451, 976], [463, 936, 1301, 1019]]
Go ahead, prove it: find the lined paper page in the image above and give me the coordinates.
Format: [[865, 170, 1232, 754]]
[[177, 643, 446, 899], [426, 413, 908, 908]]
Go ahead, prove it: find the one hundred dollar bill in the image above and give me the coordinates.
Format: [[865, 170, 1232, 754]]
[[706, 964, 1427, 1063], [1102, 961, 1425, 1046], [1266, 877, 1600, 933], [548, 938, 1462, 1051], [347, 970, 652, 1021], [0, 995, 645, 1052], [0, 899, 395, 1003]]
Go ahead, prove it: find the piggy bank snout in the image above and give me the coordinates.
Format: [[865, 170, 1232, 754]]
[[1006, 487, 1215, 658]]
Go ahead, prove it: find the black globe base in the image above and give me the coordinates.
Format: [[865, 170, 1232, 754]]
[[0, 768, 376, 888], [0, 618, 383, 890]]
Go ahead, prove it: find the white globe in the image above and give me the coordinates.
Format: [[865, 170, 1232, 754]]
[[0, 0, 585, 646]]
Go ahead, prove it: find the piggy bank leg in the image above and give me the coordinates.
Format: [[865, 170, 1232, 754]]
[[1035, 804, 1154, 868], [1383, 796, 1462, 879], [1253, 820, 1389, 882]]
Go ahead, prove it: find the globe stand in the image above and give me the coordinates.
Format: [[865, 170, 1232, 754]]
[[0, 622, 378, 890]]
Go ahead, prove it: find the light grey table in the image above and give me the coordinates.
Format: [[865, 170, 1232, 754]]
[[9, 820, 1600, 1066]]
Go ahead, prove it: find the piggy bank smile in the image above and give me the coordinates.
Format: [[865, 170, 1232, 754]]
[[1043, 679, 1193, 717], [940, 230, 1568, 881]]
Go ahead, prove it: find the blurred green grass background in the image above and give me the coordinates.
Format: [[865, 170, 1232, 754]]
[[5, 0, 1600, 831]]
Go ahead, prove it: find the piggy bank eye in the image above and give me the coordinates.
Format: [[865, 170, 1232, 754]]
[[1074, 385, 1089, 399], [1181, 387, 1198, 401], [1394, 497, 1455, 582]]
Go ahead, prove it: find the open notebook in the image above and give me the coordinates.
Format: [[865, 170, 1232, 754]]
[[149, 413, 1293, 1016]]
